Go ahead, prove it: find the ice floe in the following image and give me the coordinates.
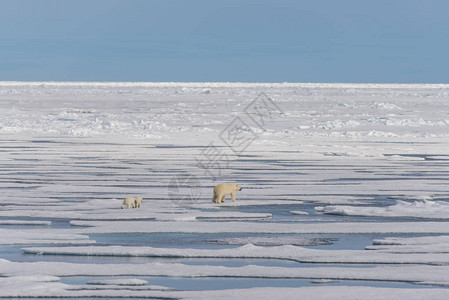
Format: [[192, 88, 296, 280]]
[[0, 198, 272, 221], [2, 278, 449, 299], [208, 237, 334, 246], [0, 220, 51, 225], [4, 258, 449, 287], [290, 210, 309, 215], [0, 229, 95, 245], [70, 220, 449, 234], [86, 278, 148, 286], [366, 236, 449, 253], [20, 244, 449, 265], [320, 200, 449, 219]]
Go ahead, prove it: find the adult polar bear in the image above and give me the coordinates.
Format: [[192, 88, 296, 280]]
[[212, 183, 242, 204]]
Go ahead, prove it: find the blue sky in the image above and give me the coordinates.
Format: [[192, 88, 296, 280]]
[[1, 0, 448, 83]]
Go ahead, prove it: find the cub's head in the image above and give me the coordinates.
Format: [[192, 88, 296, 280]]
[[235, 184, 242, 191]]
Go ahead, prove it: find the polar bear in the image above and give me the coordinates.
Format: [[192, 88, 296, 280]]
[[121, 197, 136, 209], [212, 183, 242, 204], [121, 196, 143, 209]]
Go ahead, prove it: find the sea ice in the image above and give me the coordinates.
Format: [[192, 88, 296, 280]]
[[0, 229, 95, 245], [2, 82, 449, 297], [321, 200, 449, 219], [86, 278, 148, 286], [4, 258, 449, 286], [69, 220, 449, 234], [0, 220, 51, 225], [21, 244, 449, 265], [208, 237, 334, 246]]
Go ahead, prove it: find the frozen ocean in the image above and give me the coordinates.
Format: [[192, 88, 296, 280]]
[[1, 82, 449, 299]]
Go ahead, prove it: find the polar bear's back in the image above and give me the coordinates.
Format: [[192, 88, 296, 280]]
[[214, 183, 236, 194]]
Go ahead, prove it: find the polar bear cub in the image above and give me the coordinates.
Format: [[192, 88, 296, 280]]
[[121, 196, 143, 209], [212, 183, 242, 204], [121, 197, 135, 209]]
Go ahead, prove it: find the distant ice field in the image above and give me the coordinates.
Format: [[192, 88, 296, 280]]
[[1, 82, 449, 298]]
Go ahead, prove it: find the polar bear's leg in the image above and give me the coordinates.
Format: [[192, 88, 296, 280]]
[[220, 195, 226, 204], [231, 192, 236, 202], [135, 197, 142, 208], [121, 199, 130, 209], [212, 194, 218, 203]]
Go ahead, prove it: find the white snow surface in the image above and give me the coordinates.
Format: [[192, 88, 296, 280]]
[[209, 236, 332, 246], [0, 220, 51, 225], [0, 229, 94, 245], [3, 258, 449, 288], [290, 210, 309, 215], [321, 200, 449, 219], [2, 82, 449, 298], [1, 277, 449, 299], [69, 220, 449, 234], [20, 244, 449, 265], [366, 235, 449, 253]]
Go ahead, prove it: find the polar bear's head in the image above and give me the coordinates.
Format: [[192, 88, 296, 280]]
[[235, 184, 242, 191]]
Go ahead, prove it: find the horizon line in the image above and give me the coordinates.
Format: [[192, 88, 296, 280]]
[[1, 81, 449, 89]]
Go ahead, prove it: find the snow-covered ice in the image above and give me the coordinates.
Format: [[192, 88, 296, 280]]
[[1, 82, 449, 298], [4, 258, 449, 288], [86, 278, 149, 286], [20, 244, 449, 265], [366, 235, 449, 253], [290, 210, 309, 215], [320, 200, 449, 219], [208, 236, 332, 246], [0, 229, 95, 245], [0, 220, 51, 225], [69, 220, 449, 234]]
